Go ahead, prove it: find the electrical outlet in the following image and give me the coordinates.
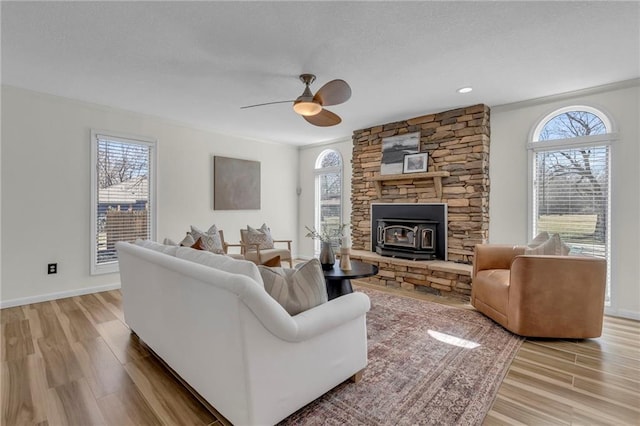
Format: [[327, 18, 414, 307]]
[[47, 263, 57, 274]]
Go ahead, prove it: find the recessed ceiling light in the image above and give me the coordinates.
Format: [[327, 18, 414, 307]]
[[457, 87, 473, 94]]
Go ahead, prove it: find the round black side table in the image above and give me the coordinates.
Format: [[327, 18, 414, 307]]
[[322, 260, 378, 300]]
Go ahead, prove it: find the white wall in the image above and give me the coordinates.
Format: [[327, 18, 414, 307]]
[[297, 138, 352, 259], [491, 81, 640, 319], [1, 86, 298, 306]]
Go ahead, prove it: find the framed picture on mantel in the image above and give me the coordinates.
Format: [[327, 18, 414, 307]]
[[403, 152, 428, 173], [380, 131, 420, 175]]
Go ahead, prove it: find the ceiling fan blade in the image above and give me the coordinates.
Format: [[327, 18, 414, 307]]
[[240, 100, 295, 109], [313, 79, 351, 106], [303, 108, 342, 127]]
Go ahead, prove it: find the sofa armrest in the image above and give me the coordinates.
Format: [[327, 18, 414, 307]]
[[508, 255, 607, 337], [473, 244, 526, 277], [241, 289, 371, 343]]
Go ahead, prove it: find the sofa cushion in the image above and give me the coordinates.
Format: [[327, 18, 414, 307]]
[[524, 233, 570, 255], [134, 239, 179, 256], [176, 247, 264, 287], [258, 259, 328, 316], [191, 225, 225, 254]]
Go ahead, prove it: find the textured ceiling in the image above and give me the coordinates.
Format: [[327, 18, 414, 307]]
[[2, 1, 638, 145]]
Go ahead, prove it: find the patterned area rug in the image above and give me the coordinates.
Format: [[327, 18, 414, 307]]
[[280, 287, 523, 425]]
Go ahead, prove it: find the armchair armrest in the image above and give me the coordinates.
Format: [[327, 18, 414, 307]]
[[240, 242, 262, 254], [508, 255, 606, 338], [473, 244, 526, 277], [273, 239, 292, 251], [223, 242, 244, 255]]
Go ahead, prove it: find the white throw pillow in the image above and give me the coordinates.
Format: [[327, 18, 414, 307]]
[[134, 239, 178, 256], [258, 259, 328, 316], [524, 233, 570, 256], [190, 225, 225, 254], [180, 233, 196, 247], [527, 231, 550, 248], [163, 237, 178, 246], [176, 247, 264, 287], [246, 223, 274, 250]]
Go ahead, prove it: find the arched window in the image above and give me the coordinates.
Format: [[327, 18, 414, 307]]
[[314, 149, 343, 252], [529, 106, 614, 304]]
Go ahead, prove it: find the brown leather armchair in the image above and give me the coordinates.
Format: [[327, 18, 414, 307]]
[[471, 244, 607, 338]]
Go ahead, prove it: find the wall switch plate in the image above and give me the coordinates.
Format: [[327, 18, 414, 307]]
[[48, 263, 57, 274]]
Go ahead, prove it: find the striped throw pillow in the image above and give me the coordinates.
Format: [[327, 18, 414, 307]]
[[259, 259, 328, 316]]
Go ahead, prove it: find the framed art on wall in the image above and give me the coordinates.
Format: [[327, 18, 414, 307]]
[[380, 131, 420, 175], [213, 156, 260, 210]]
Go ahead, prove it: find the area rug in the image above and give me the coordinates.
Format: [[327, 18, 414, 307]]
[[279, 286, 523, 425]]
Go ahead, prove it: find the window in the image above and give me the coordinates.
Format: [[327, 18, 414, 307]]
[[314, 149, 343, 252], [91, 130, 156, 274], [529, 106, 613, 304]]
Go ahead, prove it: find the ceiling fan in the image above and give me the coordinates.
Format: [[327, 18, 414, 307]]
[[241, 74, 351, 127]]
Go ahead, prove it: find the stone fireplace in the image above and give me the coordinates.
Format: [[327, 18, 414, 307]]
[[349, 104, 490, 299]]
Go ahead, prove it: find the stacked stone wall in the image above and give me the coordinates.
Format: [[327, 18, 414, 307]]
[[351, 104, 490, 264], [350, 104, 490, 299]]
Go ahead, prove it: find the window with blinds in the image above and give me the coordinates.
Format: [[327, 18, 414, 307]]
[[90, 131, 156, 274], [315, 149, 343, 252], [530, 108, 612, 304]]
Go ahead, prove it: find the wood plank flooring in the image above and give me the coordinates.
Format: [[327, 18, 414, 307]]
[[2, 286, 639, 425]]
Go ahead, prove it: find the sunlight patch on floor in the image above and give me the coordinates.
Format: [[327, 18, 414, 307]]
[[428, 330, 480, 349]]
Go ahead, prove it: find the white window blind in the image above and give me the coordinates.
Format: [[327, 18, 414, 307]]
[[91, 131, 156, 274]]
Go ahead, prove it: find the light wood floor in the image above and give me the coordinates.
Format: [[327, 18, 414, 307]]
[[2, 286, 639, 425]]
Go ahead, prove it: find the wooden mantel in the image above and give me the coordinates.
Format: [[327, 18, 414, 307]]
[[370, 171, 450, 199]]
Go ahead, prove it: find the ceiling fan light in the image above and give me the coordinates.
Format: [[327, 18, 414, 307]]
[[293, 100, 322, 116]]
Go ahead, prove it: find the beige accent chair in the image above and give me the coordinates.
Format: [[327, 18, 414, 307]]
[[218, 230, 244, 260], [239, 229, 293, 267], [471, 244, 607, 338]]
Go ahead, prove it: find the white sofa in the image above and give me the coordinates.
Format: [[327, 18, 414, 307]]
[[116, 241, 371, 425]]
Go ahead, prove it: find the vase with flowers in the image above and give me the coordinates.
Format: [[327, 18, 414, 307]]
[[305, 224, 348, 271]]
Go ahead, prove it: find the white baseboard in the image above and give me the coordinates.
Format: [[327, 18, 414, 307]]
[[604, 306, 640, 321], [0, 282, 121, 309]]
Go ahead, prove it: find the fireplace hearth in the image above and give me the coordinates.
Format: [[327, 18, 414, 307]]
[[376, 218, 438, 260]]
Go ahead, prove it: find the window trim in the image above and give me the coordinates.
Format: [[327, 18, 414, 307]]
[[90, 129, 158, 275]]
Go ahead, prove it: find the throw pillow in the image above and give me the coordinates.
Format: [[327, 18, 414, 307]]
[[524, 233, 570, 255], [528, 231, 550, 248], [191, 237, 206, 251], [258, 258, 328, 316], [190, 225, 225, 254], [262, 255, 281, 267], [246, 223, 274, 250], [180, 233, 196, 247], [163, 237, 178, 246], [134, 239, 178, 256]]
